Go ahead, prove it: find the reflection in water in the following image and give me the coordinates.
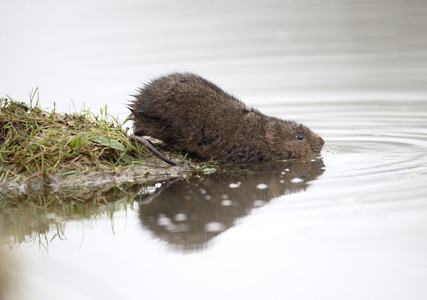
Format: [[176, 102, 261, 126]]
[[138, 159, 324, 251], [0, 184, 139, 246]]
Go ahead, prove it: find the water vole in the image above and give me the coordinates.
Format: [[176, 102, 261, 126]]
[[130, 73, 324, 163]]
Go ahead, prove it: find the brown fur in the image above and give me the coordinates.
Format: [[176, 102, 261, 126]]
[[130, 73, 324, 163]]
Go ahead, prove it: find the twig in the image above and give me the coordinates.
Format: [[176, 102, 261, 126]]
[[131, 135, 185, 168]]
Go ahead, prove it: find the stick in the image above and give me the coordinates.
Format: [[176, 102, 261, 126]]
[[131, 135, 185, 168]]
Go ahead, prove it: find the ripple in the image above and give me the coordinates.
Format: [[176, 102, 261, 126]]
[[323, 133, 427, 178], [302, 100, 427, 204]]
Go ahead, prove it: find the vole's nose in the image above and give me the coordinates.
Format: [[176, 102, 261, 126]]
[[313, 136, 324, 153]]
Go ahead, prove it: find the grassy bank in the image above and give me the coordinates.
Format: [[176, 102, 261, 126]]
[[0, 93, 210, 197]]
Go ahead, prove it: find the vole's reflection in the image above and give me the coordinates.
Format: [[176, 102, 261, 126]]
[[138, 159, 324, 252]]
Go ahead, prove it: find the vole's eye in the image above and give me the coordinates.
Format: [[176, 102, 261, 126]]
[[296, 134, 305, 141]]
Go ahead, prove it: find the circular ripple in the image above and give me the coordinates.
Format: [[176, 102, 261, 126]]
[[304, 100, 427, 203]]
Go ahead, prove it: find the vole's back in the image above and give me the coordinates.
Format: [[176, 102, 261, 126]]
[[131, 73, 266, 162]]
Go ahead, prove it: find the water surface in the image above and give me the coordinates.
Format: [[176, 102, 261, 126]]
[[1, 0, 427, 299]]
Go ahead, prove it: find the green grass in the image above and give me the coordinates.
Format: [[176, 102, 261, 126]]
[[0, 93, 211, 195], [1, 94, 143, 178]]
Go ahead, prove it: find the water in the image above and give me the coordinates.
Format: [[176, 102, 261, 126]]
[[1, 0, 427, 299]]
